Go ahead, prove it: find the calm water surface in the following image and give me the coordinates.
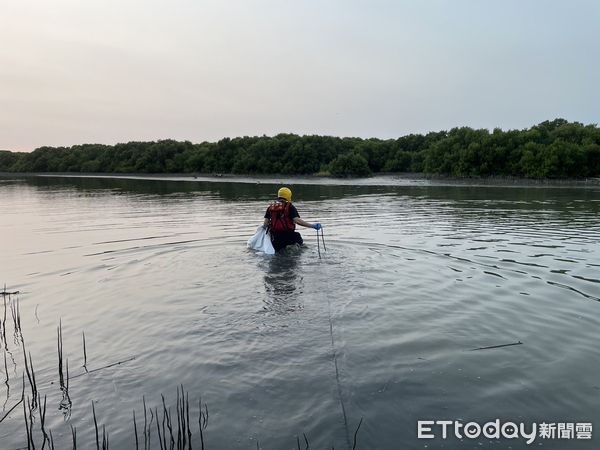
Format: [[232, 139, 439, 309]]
[[0, 175, 599, 449]]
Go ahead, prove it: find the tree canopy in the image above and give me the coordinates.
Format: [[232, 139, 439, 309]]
[[1, 119, 599, 178]]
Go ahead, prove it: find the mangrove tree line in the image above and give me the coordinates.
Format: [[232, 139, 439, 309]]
[[1, 119, 599, 178]]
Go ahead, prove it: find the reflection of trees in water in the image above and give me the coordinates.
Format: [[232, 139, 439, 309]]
[[262, 249, 304, 314], [17, 176, 600, 219], [20, 175, 390, 202]]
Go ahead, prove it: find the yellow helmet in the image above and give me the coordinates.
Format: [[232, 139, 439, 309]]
[[277, 187, 292, 202]]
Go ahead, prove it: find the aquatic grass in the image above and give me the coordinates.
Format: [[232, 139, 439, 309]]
[[0, 287, 365, 449], [140, 388, 203, 450], [148, 405, 155, 449], [296, 433, 310, 449], [38, 393, 50, 449], [198, 396, 208, 450], [23, 394, 31, 449], [70, 355, 136, 380], [10, 295, 22, 344], [92, 400, 100, 450], [1, 285, 20, 296], [57, 320, 72, 418], [133, 409, 139, 450], [57, 320, 64, 388], [8, 293, 40, 411], [82, 331, 88, 371], [1, 292, 8, 346], [185, 391, 192, 449], [471, 341, 523, 351], [23, 349, 37, 409], [11, 381, 361, 449], [352, 417, 363, 450], [102, 424, 109, 450], [155, 407, 163, 450], [71, 425, 77, 450], [161, 394, 174, 449], [0, 373, 25, 424], [3, 349, 8, 385], [143, 396, 148, 450]]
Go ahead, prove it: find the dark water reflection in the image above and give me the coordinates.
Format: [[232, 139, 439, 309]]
[[263, 251, 304, 313], [0, 175, 599, 450]]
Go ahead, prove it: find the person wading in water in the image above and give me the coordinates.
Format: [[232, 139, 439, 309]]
[[263, 187, 321, 252]]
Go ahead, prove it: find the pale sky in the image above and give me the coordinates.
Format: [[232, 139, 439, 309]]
[[1, 0, 598, 151]]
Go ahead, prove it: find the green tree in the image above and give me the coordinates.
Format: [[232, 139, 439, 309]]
[[329, 152, 371, 177], [0, 119, 598, 178]]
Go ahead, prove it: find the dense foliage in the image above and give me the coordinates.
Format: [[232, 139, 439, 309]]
[[1, 119, 599, 178]]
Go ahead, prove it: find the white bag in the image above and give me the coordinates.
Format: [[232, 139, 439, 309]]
[[247, 226, 275, 255]]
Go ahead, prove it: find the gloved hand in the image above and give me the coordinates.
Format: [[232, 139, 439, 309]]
[[312, 223, 322, 230]]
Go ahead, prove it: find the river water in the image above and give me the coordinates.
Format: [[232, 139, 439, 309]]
[[0, 175, 599, 449]]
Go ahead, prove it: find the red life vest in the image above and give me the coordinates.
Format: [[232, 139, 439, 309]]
[[268, 201, 295, 233]]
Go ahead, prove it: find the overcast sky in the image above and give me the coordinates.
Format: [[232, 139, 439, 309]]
[[1, 0, 598, 151]]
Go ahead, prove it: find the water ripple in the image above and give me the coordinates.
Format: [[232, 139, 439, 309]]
[[1, 177, 599, 449]]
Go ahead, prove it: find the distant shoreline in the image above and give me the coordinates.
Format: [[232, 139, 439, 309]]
[[2, 120, 599, 178], [2, 172, 599, 188]]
